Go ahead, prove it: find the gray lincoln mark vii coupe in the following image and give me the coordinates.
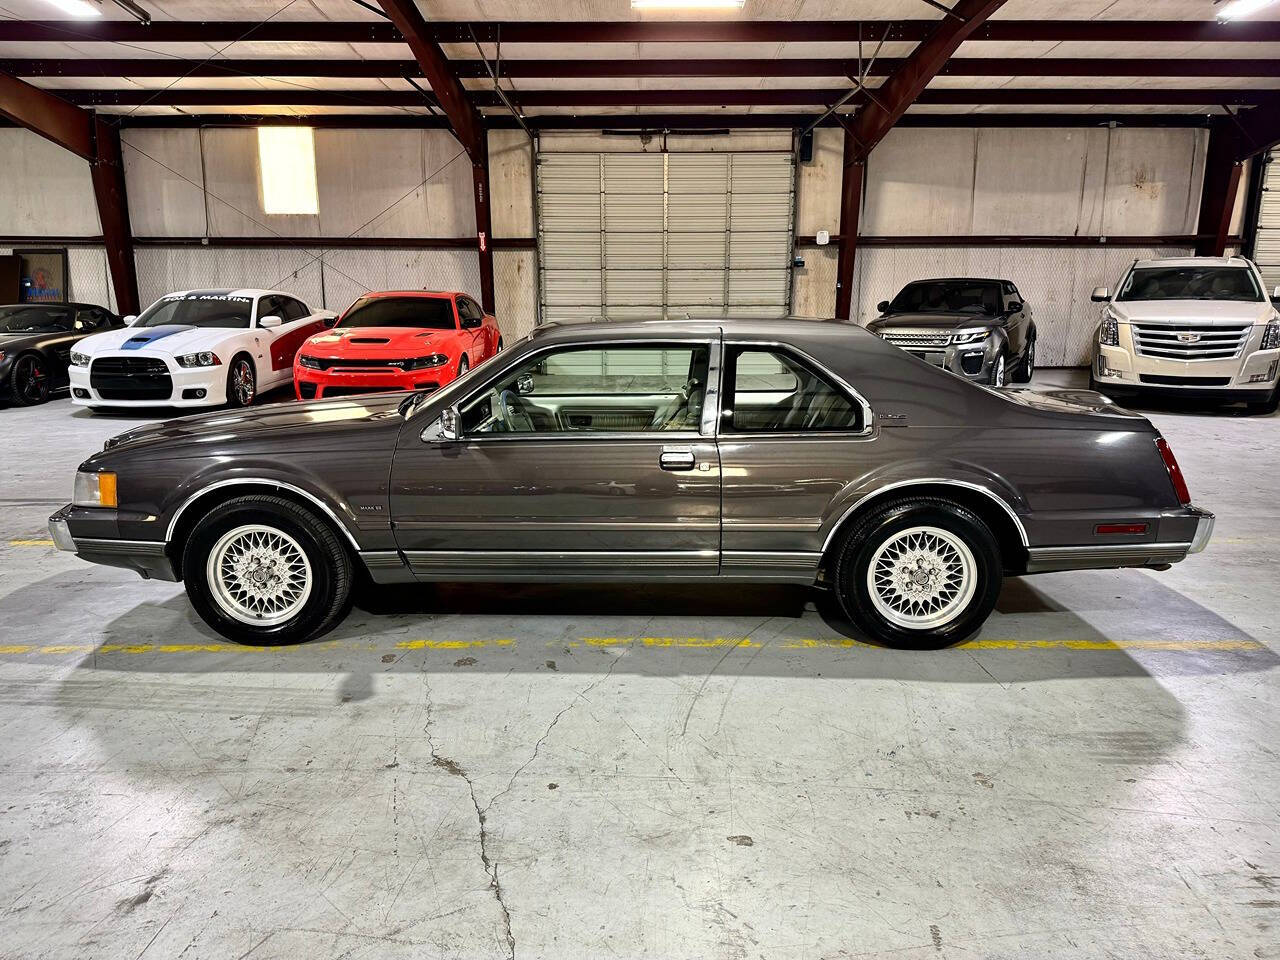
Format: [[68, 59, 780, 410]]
[[49, 318, 1213, 648]]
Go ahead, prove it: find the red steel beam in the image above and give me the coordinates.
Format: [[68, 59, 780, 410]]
[[55, 88, 1278, 108], [4, 20, 1280, 44], [0, 74, 138, 313], [834, 130, 864, 322], [6, 57, 1279, 80], [374, 0, 492, 311]]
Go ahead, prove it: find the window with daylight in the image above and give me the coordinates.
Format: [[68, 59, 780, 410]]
[[257, 127, 319, 215]]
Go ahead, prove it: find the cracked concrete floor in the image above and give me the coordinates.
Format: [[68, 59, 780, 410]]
[[1, 371, 1278, 960]]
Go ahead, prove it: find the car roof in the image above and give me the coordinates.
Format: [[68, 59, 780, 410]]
[[359, 290, 460, 300], [0, 301, 104, 309], [163, 288, 283, 299], [1133, 256, 1252, 269], [898, 277, 1011, 285], [526, 315, 867, 344]]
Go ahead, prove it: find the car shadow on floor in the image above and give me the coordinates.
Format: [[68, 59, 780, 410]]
[[25, 569, 1271, 690], [63, 385, 297, 419]]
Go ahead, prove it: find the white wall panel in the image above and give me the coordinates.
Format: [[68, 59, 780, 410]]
[[494, 248, 537, 341], [200, 129, 321, 239], [121, 129, 207, 237], [864, 129, 977, 236], [0, 130, 99, 236], [1098, 128, 1206, 236], [972, 128, 1097, 235], [488, 128, 535, 239], [795, 127, 843, 238]]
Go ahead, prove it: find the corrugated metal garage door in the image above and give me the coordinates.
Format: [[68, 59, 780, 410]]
[[537, 151, 794, 322], [1256, 150, 1280, 292]]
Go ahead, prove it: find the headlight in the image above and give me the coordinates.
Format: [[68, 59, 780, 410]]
[[1099, 312, 1120, 347], [298, 355, 322, 370], [70, 351, 90, 367], [950, 328, 990, 345], [1262, 321, 1280, 351], [402, 354, 449, 371], [73, 471, 117, 508], [175, 352, 221, 368]]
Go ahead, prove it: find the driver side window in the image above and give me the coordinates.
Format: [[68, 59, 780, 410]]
[[458, 344, 710, 436]]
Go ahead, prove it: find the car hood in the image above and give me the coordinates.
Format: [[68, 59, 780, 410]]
[[301, 326, 457, 358], [79, 324, 244, 355], [0, 330, 48, 351], [867, 311, 1002, 332], [94, 393, 407, 460], [1109, 299, 1273, 326]]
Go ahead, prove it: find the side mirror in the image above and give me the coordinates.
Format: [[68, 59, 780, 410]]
[[123, 314, 138, 325], [516, 373, 535, 396], [324, 315, 339, 328], [1090, 287, 1110, 303], [462, 316, 482, 330], [258, 314, 282, 329], [440, 405, 460, 441], [877, 300, 890, 313], [1272, 284, 1280, 303], [1007, 301, 1023, 313]]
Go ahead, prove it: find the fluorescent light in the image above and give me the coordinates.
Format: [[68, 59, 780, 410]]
[[257, 127, 319, 216], [42, 0, 102, 15], [1216, 0, 1279, 19], [632, 0, 746, 9]]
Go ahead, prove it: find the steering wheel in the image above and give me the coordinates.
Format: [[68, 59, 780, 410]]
[[498, 389, 536, 433]]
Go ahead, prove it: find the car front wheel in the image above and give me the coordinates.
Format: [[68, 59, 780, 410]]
[[182, 495, 353, 645], [832, 497, 1002, 648], [989, 352, 1007, 388], [226, 355, 256, 408]]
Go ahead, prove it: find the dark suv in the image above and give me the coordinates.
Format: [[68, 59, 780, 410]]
[[867, 278, 1036, 387]]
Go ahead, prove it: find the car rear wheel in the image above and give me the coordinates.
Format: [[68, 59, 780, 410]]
[[10, 354, 50, 406], [226, 355, 256, 408], [1012, 334, 1035, 384], [832, 497, 1002, 648], [182, 495, 353, 645]]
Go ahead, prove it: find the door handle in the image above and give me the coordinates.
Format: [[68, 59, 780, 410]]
[[660, 447, 696, 471]]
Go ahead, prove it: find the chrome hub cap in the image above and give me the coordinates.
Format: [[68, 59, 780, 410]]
[[207, 524, 312, 626], [233, 362, 254, 404], [867, 525, 977, 630]]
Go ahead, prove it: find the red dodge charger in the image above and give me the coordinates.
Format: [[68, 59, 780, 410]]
[[294, 290, 502, 400]]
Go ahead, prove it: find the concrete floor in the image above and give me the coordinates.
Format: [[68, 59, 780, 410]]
[[0, 371, 1277, 960]]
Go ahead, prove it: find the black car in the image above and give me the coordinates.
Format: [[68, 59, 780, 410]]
[[0, 302, 123, 406], [867, 278, 1036, 387]]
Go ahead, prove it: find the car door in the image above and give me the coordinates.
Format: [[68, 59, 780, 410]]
[[456, 296, 487, 362], [262, 295, 326, 384], [715, 342, 874, 582], [389, 337, 722, 580], [1003, 282, 1029, 355]]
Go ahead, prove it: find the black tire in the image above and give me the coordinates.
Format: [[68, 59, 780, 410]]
[[458, 355, 469, 377], [181, 495, 353, 646], [497, 338, 504, 352], [1247, 388, 1280, 415], [988, 351, 1008, 388], [10, 353, 51, 406], [1012, 334, 1035, 384], [226, 354, 256, 408], [832, 496, 1002, 649]]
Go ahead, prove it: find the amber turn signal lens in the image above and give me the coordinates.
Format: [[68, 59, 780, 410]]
[[98, 472, 118, 508]]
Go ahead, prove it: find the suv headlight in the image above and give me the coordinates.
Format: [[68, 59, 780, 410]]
[[402, 354, 449, 370], [1099, 312, 1120, 347], [73, 471, 117, 508], [70, 350, 90, 367], [950, 328, 990, 345], [1263, 320, 1280, 351], [176, 351, 221, 368]]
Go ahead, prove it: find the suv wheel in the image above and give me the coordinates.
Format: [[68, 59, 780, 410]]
[[989, 353, 1007, 388], [832, 497, 1002, 648], [1012, 334, 1035, 384], [182, 495, 353, 645]]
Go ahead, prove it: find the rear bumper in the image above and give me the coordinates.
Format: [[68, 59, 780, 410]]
[[48, 503, 178, 581], [1024, 505, 1214, 573]]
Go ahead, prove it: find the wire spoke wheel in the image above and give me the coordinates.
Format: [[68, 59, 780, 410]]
[[14, 356, 49, 404], [866, 525, 978, 631], [206, 524, 312, 627]]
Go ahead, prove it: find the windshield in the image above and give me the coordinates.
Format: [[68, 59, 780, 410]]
[[136, 295, 254, 329], [339, 296, 456, 330], [1119, 267, 1262, 303], [888, 281, 1002, 315], [0, 304, 73, 333]]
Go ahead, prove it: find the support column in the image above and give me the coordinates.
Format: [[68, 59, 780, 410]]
[[89, 117, 140, 316], [472, 141, 495, 314], [1195, 121, 1244, 258], [834, 128, 864, 321]]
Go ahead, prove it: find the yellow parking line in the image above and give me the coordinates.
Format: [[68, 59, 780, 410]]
[[0, 636, 1266, 658], [9, 538, 54, 547]]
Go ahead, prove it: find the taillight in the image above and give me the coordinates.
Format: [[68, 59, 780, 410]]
[[1155, 438, 1191, 505]]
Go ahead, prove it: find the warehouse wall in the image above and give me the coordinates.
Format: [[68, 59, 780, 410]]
[[488, 128, 538, 340]]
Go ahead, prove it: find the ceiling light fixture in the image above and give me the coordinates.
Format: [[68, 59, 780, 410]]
[[41, 0, 102, 15], [1216, 0, 1279, 19], [631, 0, 746, 10]]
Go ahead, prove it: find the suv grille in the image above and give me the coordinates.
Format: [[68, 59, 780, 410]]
[[878, 330, 952, 348], [90, 356, 173, 400], [1131, 323, 1251, 361]]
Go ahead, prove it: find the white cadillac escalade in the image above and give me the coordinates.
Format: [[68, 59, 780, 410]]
[[1090, 256, 1280, 413]]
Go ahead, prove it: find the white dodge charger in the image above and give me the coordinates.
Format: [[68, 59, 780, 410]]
[[69, 288, 336, 410]]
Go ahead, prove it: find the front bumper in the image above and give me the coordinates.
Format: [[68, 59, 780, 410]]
[[882, 336, 1002, 382], [68, 354, 227, 408], [1094, 326, 1280, 398], [294, 365, 445, 400], [48, 503, 178, 581]]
